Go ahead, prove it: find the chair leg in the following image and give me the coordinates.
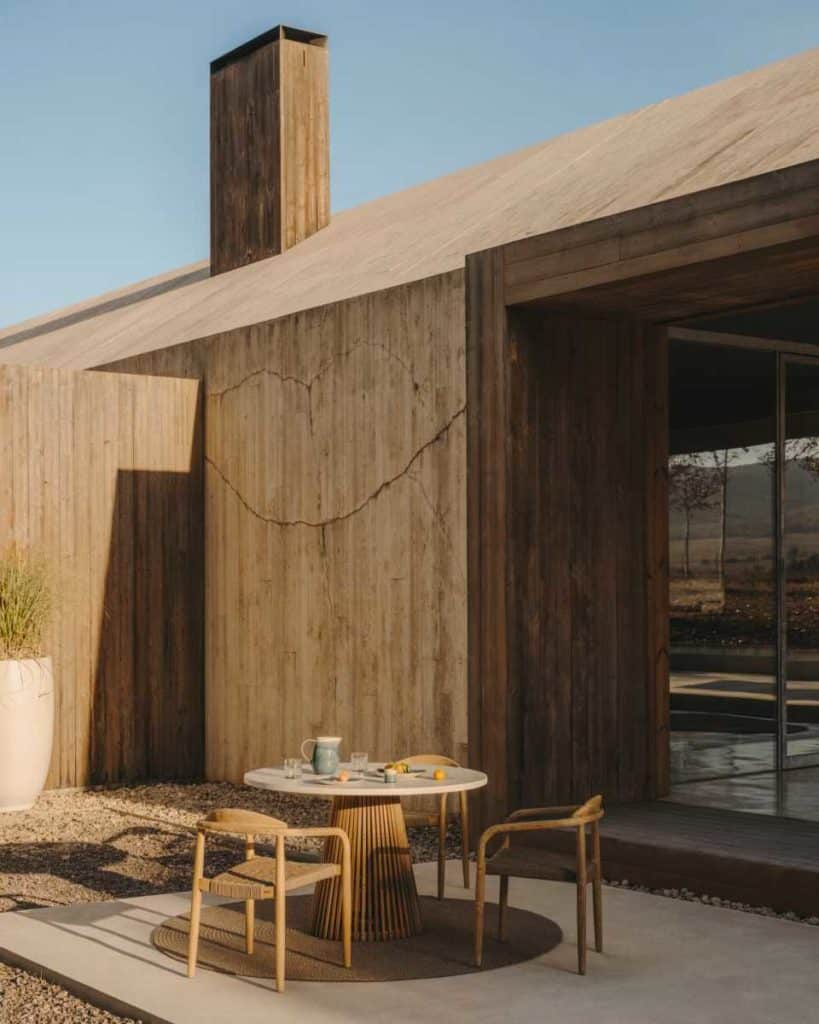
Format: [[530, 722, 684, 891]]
[[187, 885, 203, 978], [459, 791, 470, 888], [275, 835, 286, 993], [592, 824, 603, 953], [576, 825, 588, 976], [498, 876, 508, 941], [186, 832, 205, 979], [342, 855, 352, 968], [577, 882, 588, 976], [592, 874, 603, 953], [437, 794, 447, 900], [244, 837, 255, 955], [474, 862, 486, 967], [245, 899, 255, 956]]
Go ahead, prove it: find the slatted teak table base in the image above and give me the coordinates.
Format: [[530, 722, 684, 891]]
[[244, 763, 488, 943], [312, 795, 422, 941]]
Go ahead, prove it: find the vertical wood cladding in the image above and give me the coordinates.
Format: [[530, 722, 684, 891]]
[[102, 271, 467, 784], [0, 366, 204, 787], [278, 35, 330, 250], [466, 249, 511, 829], [467, 247, 668, 826], [210, 27, 329, 275], [507, 311, 668, 808]]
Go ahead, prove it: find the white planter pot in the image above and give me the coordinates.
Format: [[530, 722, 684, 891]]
[[0, 657, 54, 812]]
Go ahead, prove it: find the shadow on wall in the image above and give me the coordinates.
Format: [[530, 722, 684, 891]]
[[90, 466, 204, 785]]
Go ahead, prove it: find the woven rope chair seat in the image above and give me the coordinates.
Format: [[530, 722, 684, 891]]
[[202, 856, 341, 900]]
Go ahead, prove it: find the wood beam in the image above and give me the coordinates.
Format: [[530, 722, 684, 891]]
[[501, 159, 819, 317]]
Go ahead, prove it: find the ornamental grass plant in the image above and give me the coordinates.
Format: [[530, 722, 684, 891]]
[[0, 547, 51, 660]]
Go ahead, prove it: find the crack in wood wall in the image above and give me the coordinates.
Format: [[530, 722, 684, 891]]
[[103, 271, 468, 781]]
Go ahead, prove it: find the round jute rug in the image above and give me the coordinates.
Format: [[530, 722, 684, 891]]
[[152, 895, 562, 982]]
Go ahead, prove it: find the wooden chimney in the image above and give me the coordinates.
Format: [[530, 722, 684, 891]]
[[209, 25, 329, 276]]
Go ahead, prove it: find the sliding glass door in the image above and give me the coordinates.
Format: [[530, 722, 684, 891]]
[[669, 342, 778, 782], [669, 343, 819, 782], [781, 358, 819, 768]]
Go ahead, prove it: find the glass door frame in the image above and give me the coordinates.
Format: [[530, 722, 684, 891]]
[[777, 353, 819, 770]]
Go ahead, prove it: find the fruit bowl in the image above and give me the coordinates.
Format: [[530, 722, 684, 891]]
[[378, 762, 424, 775]]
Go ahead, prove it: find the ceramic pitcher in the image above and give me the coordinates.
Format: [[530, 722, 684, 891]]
[[300, 736, 342, 776]]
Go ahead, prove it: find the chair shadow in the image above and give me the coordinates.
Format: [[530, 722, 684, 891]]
[[32, 900, 187, 978], [0, 832, 218, 906], [0, 842, 130, 905]]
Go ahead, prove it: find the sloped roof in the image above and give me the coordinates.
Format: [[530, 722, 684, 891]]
[[4, 46, 819, 370]]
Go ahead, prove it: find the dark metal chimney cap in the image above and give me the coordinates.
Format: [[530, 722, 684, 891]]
[[211, 25, 327, 73]]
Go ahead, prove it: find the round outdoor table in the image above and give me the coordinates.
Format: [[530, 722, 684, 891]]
[[244, 763, 487, 942]]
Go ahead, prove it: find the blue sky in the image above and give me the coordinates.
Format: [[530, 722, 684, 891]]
[[2, 0, 819, 326]]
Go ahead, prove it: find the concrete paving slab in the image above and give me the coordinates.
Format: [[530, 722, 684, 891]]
[[0, 862, 817, 1024]]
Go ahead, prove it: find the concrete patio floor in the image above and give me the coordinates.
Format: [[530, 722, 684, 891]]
[[0, 861, 817, 1024]]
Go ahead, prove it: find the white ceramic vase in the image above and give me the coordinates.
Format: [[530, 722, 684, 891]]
[[0, 657, 54, 812]]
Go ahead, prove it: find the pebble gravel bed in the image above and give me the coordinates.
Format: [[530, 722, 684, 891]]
[[0, 966, 139, 1024], [0, 781, 463, 1023], [605, 878, 819, 925]]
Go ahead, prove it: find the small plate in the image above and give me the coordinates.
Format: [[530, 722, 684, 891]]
[[317, 775, 364, 785]]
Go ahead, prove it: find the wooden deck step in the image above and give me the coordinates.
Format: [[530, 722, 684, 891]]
[[524, 801, 819, 916]]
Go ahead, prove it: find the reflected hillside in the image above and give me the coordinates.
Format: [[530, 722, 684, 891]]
[[671, 458, 819, 650]]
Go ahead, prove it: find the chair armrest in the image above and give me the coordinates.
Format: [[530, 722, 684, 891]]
[[506, 805, 580, 822], [197, 808, 288, 837], [285, 826, 347, 841], [285, 826, 352, 859], [198, 821, 288, 837], [477, 816, 583, 866]]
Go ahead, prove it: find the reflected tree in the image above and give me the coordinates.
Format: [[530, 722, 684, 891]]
[[706, 448, 748, 588], [668, 454, 721, 577]]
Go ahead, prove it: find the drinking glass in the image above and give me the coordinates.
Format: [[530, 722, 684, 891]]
[[351, 752, 368, 777], [284, 757, 302, 779]]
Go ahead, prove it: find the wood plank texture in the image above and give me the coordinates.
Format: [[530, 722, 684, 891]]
[[528, 234, 819, 322], [210, 34, 282, 274], [103, 272, 467, 783], [467, 281, 669, 825], [0, 365, 204, 788], [210, 29, 329, 275], [502, 162, 819, 301], [509, 311, 667, 806], [502, 161, 819, 318], [466, 250, 511, 831], [279, 35, 330, 251]]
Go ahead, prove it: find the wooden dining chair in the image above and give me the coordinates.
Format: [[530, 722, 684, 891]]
[[474, 795, 604, 975], [401, 753, 471, 899], [187, 808, 352, 993]]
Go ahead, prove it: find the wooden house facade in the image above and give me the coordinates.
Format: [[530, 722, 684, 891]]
[[5, 27, 819, 826]]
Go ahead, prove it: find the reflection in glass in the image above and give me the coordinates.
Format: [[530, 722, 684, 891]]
[[669, 343, 777, 783], [784, 361, 819, 761]]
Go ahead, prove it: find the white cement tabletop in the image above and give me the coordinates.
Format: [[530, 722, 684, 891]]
[[244, 763, 487, 798]]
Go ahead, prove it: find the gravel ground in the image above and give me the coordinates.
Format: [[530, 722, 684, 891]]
[[605, 878, 819, 925], [0, 782, 463, 1023], [0, 966, 139, 1024], [0, 783, 816, 1022]]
